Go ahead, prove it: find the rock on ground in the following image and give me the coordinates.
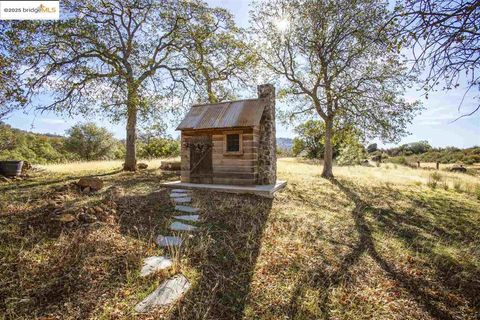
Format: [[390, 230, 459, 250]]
[[134, 274, 190, 313], [77, 177, 104, 191], [53, 213, 76, 223], [140, 256, 173, 277], [138, 163, 148, 170]]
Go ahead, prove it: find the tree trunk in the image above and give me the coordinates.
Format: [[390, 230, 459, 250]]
[[124, 87, 138, 171], [206, 79, 217, 103], [321, 118, 334, 178]]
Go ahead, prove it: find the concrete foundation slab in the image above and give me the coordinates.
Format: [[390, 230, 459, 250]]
[[161, 180, 287, 198]]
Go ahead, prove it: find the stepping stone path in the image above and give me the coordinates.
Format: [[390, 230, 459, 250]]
[[172, 189, 190, 193], [155, 235, 183, 247], [170, 193, 189, 198], [173, 197, 192, 204], [175, 205, 199, 213], [174, 214, 200, 222], [135, 188, 201, 313], [170, 221, 197, 232], [140, 256, 173, 277], [134, 274, 191, 313]]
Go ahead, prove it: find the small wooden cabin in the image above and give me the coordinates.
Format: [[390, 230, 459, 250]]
[[177, 84, 277, 185]]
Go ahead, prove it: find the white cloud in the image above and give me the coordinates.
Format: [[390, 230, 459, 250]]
[[38, 118, 66, 125]]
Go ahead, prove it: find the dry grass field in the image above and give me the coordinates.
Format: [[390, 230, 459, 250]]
[[0, 158, 479, 319]]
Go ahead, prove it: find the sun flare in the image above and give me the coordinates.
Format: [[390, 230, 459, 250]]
[[274, 17, 290, 32]]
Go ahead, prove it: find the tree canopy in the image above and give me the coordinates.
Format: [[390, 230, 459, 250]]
[[394, 0, 480, 116], [179, 4, 257, 103], [251, 0, 421, 178], [2, 0, 224, 170], [65, 123, 122, 161]]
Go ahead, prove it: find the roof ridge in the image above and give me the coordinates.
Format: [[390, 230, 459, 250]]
[[192, 97, 263, 107]]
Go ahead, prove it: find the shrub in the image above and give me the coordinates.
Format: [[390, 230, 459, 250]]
[[65, 123, 121, 161], [388, 156, 408, 165], [336, 143, 366, 166], [430, 172, 442, 182], [453, 181, 462, 192], [427, 179, 438, 189], [137, 138, 180, 159], [442, 181, 449, 191]]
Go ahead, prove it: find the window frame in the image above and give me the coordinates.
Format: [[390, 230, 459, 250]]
[[223, 130, 243, 155]]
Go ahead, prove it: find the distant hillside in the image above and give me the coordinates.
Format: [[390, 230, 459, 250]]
[[0, 122, 72, 164], [377, 141, 480, 165], [277, 137, 293, 151]]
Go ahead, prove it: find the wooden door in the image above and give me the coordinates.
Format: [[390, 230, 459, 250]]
[[189, 135, 213, 184]]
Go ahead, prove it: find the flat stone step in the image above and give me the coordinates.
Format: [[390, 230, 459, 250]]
[[169, 221, 197, 232], [170, 193, 189, 198], [134, 274, 190, 313], [155, 235, 182, 247], [174, 215, 200, 222], [140, 256, 173, 277], [175, 205, 199, 214], [173, 197, 191, 203], [171, 189, 190, 193]]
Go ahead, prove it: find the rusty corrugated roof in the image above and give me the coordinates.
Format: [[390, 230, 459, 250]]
[[176, 98, 266, 130]]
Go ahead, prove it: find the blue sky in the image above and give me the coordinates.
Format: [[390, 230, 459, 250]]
[[4, 0, 479, 148]]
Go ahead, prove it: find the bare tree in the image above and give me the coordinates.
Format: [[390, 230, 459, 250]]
[[251, 0, 420, 178], [3, 0, 195, 170], [179, 3, 257, 103], [394, 0, 480, 116]]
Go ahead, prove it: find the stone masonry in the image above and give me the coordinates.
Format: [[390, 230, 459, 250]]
[[257, 84, 277, 185]]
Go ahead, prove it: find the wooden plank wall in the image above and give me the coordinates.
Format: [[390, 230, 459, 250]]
[[180, 127, 260, 185]]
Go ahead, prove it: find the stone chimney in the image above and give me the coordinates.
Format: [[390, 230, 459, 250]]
[[257, 84, 277, 185]]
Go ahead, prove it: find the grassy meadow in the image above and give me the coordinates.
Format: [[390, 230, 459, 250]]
[[0, 158, 479, 319]]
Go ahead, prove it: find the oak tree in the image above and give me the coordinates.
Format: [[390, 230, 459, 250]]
[[3, 0, 193, 170], [179, 4, 257, 103], [251, 0, 420, 178]]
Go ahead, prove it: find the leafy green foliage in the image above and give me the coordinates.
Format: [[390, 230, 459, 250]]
[[337, 143, 366, 166], [385, 144, 480, 165], [180, 4, 257, 103], [292, 120, 363, 161], [0, 122, 72, 164], [137, 138, 180, 158], [65, 123, 123, 161], [387, 141, 432, 156], [251, 0, 421, 177]]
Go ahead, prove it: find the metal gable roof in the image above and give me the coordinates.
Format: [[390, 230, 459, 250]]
[[176, 98, 266, 130]]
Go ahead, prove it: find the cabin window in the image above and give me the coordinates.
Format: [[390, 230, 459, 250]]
[[223, 131, 243, 154]]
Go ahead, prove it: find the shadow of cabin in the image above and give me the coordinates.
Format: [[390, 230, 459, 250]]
[[167, 191, 273, 319]]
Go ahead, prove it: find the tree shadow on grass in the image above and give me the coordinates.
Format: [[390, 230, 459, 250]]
[[0, 202, 142, 319], [166, 192, 273, 320], [288, 178, 474, 320], [0, 172, 178, 319], [0, 169, 124, 192]]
